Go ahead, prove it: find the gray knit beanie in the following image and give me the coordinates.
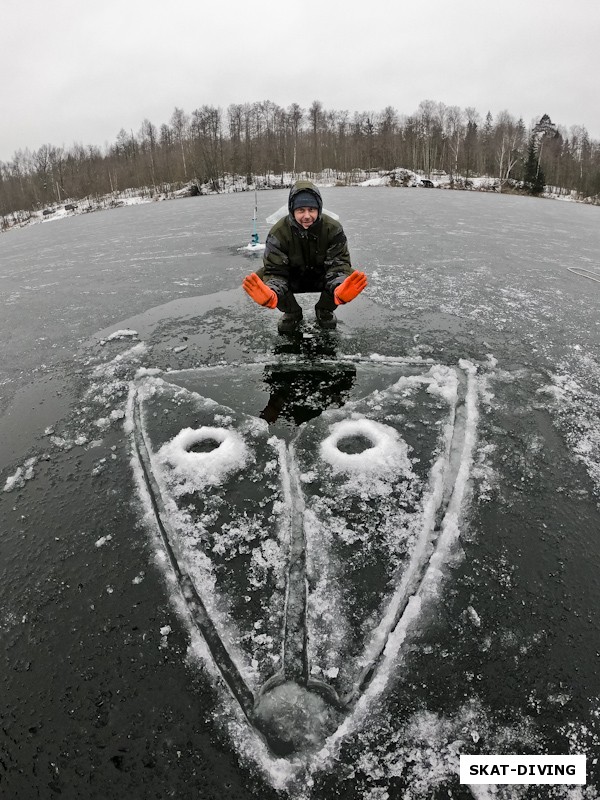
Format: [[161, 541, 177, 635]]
[[291, 191, 319, 211]]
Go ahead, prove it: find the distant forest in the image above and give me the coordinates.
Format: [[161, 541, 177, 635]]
[[1, 99, 599, 219]]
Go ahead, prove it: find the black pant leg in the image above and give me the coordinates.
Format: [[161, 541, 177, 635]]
[[314, 289, 337, 311], [276, 290, 303, 314]]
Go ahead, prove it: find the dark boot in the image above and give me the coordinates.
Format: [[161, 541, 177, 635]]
[[278, 311, 303, 334], [315, 307, 337, 329]]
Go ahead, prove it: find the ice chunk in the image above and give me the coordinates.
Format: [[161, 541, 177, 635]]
[[106, 329, 138, 341], [3, 468, 25, 493]]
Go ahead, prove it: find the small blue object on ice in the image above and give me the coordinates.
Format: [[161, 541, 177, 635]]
[[252, 189, 260, 246], [239, 188, 266, 251]]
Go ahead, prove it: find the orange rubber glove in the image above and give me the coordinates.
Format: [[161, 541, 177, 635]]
[[334, 270, 367, 305], [242, 273, 278, 308]]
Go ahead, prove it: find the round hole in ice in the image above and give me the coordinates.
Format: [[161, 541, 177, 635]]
[[185, 434, 223, 454], [174, 427, 232, 457], [251, 680, 342, 756], [320, 418, 409, 474], [336, 433, 375, 454], [158, 426, 249, 486]]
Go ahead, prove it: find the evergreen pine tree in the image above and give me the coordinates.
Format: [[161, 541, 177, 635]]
[[523, 137, 545, 195]]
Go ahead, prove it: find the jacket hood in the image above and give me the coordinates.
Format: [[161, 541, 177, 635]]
[[288, 180, 323, 220]]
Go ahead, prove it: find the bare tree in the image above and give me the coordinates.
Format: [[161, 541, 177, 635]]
[[170, 107, 189, 180], [493, 111, 526, 188], [445, 106, 464, 180], [138, 119, 158, 188]]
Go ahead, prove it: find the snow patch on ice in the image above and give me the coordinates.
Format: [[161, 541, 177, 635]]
[[3, 457, 37, 492], [104, 329, 139, 342], [238, 242, 266, 252], [538, 362, 600, 495]]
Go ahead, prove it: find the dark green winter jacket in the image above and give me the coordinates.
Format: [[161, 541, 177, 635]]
[[261, 181, 353, 297]]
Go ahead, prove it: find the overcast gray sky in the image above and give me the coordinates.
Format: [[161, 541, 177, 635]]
[[2, 0, 599, 162]]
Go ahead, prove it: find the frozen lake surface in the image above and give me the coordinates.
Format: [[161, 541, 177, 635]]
[[1, 188, 599, 798]]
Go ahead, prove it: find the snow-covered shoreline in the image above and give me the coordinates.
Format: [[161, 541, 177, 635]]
[[1, 167, 596, 234]]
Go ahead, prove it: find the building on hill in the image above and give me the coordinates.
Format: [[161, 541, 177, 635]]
[[533, 114, 560, 140]]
